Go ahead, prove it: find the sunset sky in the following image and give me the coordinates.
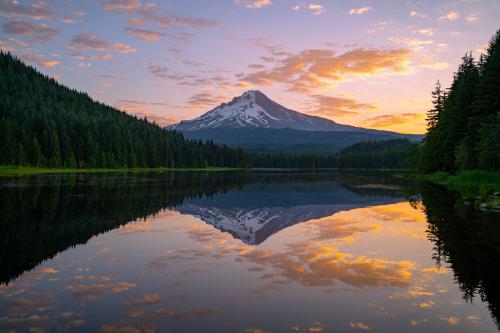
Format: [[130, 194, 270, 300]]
[[1, 0, 498, 134]]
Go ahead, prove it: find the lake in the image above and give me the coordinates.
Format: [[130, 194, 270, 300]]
[[0, 171, 499, 333]]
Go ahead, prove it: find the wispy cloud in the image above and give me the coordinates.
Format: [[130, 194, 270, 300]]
[[410, 10, 426, 18], [310, 95, 377, 118], [124, 27, 166, 42], [234, 0, 272, 9], [2, 20, 58, 43], [365, 113, 423, 128], [439, 11, 460, 21], [415, 28, 436, 36], [308, 4, 325, 15], [466, 12, 480, 23], [66, 33, 137, 54], [102, 0, 141, 11], [349, 6, 373, 15]]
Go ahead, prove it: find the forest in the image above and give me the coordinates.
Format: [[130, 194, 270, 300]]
[[419, 28, 500, 172], [0, 52, 251, 169], [250, 138, 417, 169]]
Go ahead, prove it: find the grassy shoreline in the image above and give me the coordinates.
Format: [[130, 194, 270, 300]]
[[0, 166, 416, 176], [0, 166, 247, 176], [410, 170, 500, 210]]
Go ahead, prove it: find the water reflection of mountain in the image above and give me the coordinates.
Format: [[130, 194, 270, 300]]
[[416, 183, 500, 330], [178, 180, 404, 245]]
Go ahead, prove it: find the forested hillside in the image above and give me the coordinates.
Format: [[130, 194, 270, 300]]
[[0, 52, 250, 169], [420, 29, 500, 172], [251, 139, 416, 169]]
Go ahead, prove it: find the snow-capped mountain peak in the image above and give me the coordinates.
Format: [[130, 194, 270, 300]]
[[168, 90, 362, 132]]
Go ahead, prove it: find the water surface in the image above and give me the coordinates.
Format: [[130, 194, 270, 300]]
[[0, 171, 498, 332]]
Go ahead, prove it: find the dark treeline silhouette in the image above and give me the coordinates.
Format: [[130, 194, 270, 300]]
[[0, 52, 251, 169], [0, 171, 250, 284], [250, 138, 417, 169], [413, 183, 500, 329], [419, 29, 500, 172]]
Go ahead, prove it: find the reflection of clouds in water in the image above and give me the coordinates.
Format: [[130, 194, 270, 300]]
[[241, 243, 415, 289], [348, 321, 373, 330], [440, 316, 460, 325], [128, 293, 162, 306], [101, 307, 222, 332], [303, 216, 380, 243], [364, 203, 426, 223], [1, 293, 85, 332], [65, 281, 136, 301], [3, 291, 54, 313], [291, 321, 327, 332]]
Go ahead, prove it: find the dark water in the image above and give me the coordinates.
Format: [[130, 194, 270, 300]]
[[0, 171, 499, 333]]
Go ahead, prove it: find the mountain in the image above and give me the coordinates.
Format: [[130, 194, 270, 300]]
[[170, 90, 369, 132], [168, 90, 423, 153]]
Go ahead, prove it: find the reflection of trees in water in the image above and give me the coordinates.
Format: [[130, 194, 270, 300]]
[[417, 183, 500, 329], [0, 172, 249, 285]]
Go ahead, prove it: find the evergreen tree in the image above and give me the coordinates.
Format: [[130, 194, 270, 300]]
[[419, 28, 500, 173]]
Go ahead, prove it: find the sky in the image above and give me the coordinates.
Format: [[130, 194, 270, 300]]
[[1, 0, 499, 134]]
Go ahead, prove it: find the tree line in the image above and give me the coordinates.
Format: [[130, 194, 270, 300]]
[[419, 28, 500, 172], [0, 52, 251, 169], [250, 138, 417, 169]]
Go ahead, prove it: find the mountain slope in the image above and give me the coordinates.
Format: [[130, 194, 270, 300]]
[[170, 90, 372, 132]]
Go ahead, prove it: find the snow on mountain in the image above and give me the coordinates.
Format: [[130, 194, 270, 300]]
[[168, 90, 366, 132]]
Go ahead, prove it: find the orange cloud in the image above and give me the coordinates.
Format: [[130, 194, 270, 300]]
[[365, 113, 423, 128], [243, 47, 412, 92], [310, 95, 377, 118]]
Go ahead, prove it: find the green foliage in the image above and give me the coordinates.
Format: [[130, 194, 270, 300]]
[[420, 29, 500, 172], [0, 52, 251, 169], [414, 170, 500, 197]]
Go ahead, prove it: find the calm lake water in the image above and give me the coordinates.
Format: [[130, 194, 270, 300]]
[[0, 171, 499, 333]]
